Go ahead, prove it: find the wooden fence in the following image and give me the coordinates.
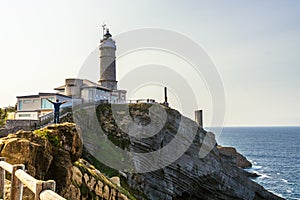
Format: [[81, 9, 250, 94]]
[[0, 157, 66, 200]]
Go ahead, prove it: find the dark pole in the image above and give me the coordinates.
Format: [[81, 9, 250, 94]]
[[164, 87, 168, 103], [163, 87, 169, 107]]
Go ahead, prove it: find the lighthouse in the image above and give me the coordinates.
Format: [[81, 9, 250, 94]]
[[98, 28, 117, 90]]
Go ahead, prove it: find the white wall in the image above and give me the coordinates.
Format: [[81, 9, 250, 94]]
[[15, 111, 39, 120], [18, 97, 41, 111], [81, 88, 110, 103]]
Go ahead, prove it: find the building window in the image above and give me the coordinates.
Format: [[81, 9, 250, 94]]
[[33, 99, 40, 103], [18, 100, 23, 111], [23, 100, 31, 103], [41, 98, 54, 109], [19, 114, 31, 117]]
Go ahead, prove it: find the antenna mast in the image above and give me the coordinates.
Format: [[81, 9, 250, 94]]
[[101, 23, 106, 39]]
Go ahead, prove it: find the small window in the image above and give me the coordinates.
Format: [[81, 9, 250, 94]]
[[41, 98, 54, 109], [18, 100, 23, 111], [33, 99, 40, 103], [23, 100, 32, 103], [19, 114, 31, 117]]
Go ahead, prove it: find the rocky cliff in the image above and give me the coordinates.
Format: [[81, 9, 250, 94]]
[[78, 103, 283, 200], [0, 123, 133, 200], [0, 103, 283, 200]]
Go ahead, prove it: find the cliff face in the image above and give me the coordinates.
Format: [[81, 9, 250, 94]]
[[0, 104, 283, 200], [85, 103, 282, 200]]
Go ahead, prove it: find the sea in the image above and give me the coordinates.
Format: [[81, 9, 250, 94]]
[[212, 126, 300, 200]]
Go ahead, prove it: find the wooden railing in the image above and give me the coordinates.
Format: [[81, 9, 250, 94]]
[[0, 157, 66, 200]]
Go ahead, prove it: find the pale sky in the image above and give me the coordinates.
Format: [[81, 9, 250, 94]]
[[0, 0, 299, 126]]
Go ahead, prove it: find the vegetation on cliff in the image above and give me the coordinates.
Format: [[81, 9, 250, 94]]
[[0, 106, 15, 128]]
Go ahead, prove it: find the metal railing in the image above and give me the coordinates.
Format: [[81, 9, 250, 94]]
[[125, 99, 156, 104], [39, 112, 54, 127], [39, 99, 159, 128], [39, 106, 72, 128], [0, 157, 65, 200]]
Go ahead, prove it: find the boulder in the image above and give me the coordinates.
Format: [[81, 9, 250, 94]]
[[110, 176, 121, 187], [0, 131, 53, 179], [0, 123, 133, 200]]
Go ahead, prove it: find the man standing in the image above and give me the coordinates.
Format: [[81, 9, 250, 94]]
[[46, 98, 68, 124]]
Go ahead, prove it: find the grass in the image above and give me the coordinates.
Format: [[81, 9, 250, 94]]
[[82, 146, 119, 177], [74, 160, 137, 200], [33, 128, 61, 147]]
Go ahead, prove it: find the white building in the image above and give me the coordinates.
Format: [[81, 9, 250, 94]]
[[12, 28, 126, 120], [14, 93, 72, 120], [54, 78, 126, 104]]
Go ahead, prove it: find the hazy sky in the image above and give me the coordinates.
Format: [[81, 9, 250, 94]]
[[0, 0, 299, 126]]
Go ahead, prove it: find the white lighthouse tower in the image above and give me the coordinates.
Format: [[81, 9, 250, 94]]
[[98, 28, 117, 90]]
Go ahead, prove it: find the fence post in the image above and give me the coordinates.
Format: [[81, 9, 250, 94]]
[[42, 180, 55, 191], [36, 180, 55, 200], [10, 164, 25, 200], [0, 157, 5, 199], [35, 181, 43, 200]]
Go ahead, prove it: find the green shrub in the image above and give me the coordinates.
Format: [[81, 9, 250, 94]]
[[34, 129, 61, 147]]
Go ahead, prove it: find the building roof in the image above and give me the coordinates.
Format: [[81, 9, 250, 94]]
[[54, 79, 112, 92], [17, 92, 72, 99], [54, 85, 65, 90]]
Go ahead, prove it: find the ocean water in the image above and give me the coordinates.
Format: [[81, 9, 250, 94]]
[[214, 127, 300, 200]]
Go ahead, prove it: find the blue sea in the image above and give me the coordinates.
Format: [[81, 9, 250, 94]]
[[214, 127, 300, 200]]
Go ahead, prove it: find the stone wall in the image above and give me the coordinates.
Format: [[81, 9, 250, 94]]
[[5, 119, 39, 132]]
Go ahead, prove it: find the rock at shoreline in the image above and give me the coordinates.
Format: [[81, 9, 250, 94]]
[[217, 145, 252, 168]]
